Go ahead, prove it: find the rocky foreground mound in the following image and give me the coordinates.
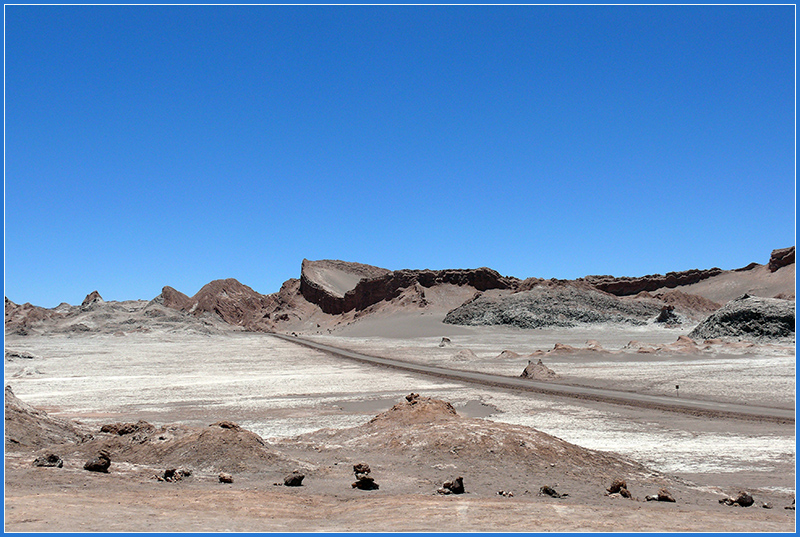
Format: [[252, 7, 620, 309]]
[[4, 386, 87, 449], [688, 295, 795, 341], [298, 393, 655, 487], [443, 282, 662, 329]]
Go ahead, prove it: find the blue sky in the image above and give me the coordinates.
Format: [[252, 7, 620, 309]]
[[4, 5, 796, 307]]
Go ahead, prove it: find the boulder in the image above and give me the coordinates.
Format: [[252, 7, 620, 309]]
[[284, 471, 305, 487], [606, 478, 631, 498], [84, 451, 111, 473], [352, 462, 379, 490], [719, 491, 754, 507], [218, 472, 234, 483], [437, 476, 465, 495]]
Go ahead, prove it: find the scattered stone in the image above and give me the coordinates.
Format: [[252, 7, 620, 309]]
[[284, 471, 305, 487], [719, 491, 754, 507], [157, 468, 192, 482], [606, 478, 631, 498], [32, 453, 63, 468], [352, 463, 379, 490], [437, 476, 465, 495], [539, 485, 568, 498], [497, 490, 514, 497], [83, 451, 111, 473], [405, 393, 420, 403], [438, 337, 452, 347], [218, 472, 234, 483], [645, 488, 675, 502]]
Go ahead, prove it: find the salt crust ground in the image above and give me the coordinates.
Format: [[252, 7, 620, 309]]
[[4, 323, 796, 532]]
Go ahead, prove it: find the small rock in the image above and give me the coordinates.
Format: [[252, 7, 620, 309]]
[[719, 491, 754, 507], [437, 476, 465, 495], [762, 502, 773, 509], [438, 337, 452, 347], [497, 490, 514, 497], [284, 471, 305, 487], [785, 499, 795, 510], [219, 472, 234, 483], [211, 421, 240, 430], [606, 478, 631, 498], [539, 485, 568, 498], [645, 488, 675, 502], [32, 453, 63, 468], [83, 451, 111, 473], [157, 468, 192, 482]]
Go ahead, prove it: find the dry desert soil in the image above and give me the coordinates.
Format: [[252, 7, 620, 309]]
[[4, 252, 796, 532]]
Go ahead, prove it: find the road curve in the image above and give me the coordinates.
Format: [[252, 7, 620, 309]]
[[271, 333, 795, 423]]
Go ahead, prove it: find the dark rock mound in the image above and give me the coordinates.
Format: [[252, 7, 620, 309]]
[[768, 246, 795, 272], [4, 385, 86, 450], [444, 282, 661, 329], [688, 295, 795, 341]]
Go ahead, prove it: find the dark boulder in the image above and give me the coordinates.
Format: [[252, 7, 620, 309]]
[[84, 451, 111, 473], [437, 476, 465, 495], [284, 471, 305, 487]]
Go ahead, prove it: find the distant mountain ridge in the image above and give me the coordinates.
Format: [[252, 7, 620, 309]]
[[5, 247, 794, 336]]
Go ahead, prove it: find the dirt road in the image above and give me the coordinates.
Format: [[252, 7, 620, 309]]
[[272, 333, 795, 422]]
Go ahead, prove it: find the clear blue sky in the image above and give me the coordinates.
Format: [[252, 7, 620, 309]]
[[4, 5, 796, 307]]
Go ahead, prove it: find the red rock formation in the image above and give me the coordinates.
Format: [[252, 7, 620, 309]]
[[300, 259, 518, 315], [768, 246, 795, 272], [159, 279, 276, 330], [580, 268, 723, 297]]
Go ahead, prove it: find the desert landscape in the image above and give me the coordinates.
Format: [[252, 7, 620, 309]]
[[3, 246, 795, 532]]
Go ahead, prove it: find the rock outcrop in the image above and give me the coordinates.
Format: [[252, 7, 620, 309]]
[[688, 295, 795, 341], [768, 246, 795, 272], [80, 290, 104, 310], [300, 259, 516, 315], [580, 268, 723, 297], [158, 279, 276, 331]]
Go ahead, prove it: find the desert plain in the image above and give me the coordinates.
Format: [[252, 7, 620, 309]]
[[4, 248, 796, 532]]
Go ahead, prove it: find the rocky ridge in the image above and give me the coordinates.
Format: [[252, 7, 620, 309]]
[[300, 259, 517, 315]]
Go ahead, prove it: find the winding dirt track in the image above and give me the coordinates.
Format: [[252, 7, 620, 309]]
[[271, 333, 795, 423]]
